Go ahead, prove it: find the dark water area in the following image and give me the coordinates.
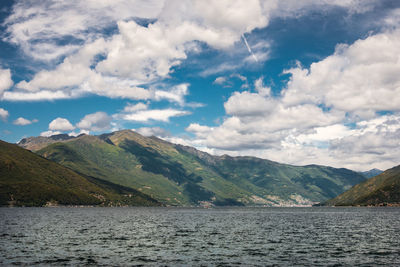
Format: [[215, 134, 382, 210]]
[[1, 207, 399, 266]]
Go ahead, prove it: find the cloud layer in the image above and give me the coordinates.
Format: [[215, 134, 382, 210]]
[[3, 0, 373, 101]]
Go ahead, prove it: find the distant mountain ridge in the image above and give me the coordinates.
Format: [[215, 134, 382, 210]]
[[17, 130, 367, 206], [0, 140, 160, 207], [18, 134, 78, 151], [324, 165, 400, 206], [360, 168, 383, 178]]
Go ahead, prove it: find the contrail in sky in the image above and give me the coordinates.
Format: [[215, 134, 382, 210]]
[[242, 33, 258, 63]]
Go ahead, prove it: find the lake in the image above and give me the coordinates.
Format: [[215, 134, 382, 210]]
[[1, 207, 399, 266]]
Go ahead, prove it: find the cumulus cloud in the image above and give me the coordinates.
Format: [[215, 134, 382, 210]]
[[0, 108, 9, 121], [13, 117, 38, 126], [94, 0, 268, 82], [224, 91, 276, 117], [0, 68, 13, 95], [283, 29, 400, 116], [49, 118, 75, 131], [76, 111, 112, 132]]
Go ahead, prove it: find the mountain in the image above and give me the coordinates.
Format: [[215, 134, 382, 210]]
[[0, 140, 160, 207], [324, 165, 400, 206], [20, 130, 367, 206], [18, 133, 77, 151], [360, 168, 383, 178]]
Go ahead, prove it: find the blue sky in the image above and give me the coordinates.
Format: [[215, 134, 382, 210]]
[[1, 0, 400, 170]]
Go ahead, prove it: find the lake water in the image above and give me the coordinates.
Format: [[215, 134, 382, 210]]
[[1, 207, 399, 266]]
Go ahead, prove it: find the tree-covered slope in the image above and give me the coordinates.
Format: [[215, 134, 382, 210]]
[[29, 130, 367, 206], [0, 140, 160, 207], [324, 165, 400, 206], [176, 145, 366, 204]]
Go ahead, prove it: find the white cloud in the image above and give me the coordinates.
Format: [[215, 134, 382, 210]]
[[198, 40, 271, 77], [267, 0, 377, 19], [119, 108, 190, 123], [199, 62, 240, 77], [383, 8, 400, 28], [212, 74, 249, 88], [49, 118, 75, 131], [4, 0, 163, 61], [40, 130, 61, 137], [116, 102, 190, 123], [13, 117, 38, 126], [224, 91, 276, 117], [213, 77, 227, 85], [186, 102, 206, 109], [68, 129, 90, 137], [135, 127, 170, 137], [283, 29, 400, 116], [76, 112, 112, 132], [153, 83, 189, 105], [0, 68, 13, 95], [186, 123, 214, 139], [254, 77, 270, 97], [2, 90, 75, 101], [123, 102, 148, 113], [95, 0, 268, 81], [0, 108, 9, 121]]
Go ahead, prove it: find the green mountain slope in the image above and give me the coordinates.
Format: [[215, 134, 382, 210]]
[[176, 145, 366, 204], [28, 130, 366, 206], [37, 132, 249, 206], [0, 140, 160, 207], [324, 165, 400, 206]]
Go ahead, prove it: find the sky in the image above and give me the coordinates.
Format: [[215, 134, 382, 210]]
[[0, 0, 400, 171]]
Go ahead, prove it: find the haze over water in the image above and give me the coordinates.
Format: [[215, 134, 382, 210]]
[[1, 207, 399, 266]]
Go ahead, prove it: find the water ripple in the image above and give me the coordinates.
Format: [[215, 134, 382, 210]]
[[1, 207, 399, 266]]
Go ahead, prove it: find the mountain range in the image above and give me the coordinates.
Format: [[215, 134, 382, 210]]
[[9, 129, 368, 207]]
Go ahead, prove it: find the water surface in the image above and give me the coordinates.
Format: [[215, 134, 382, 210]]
[[1, 207, 399, 266]]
